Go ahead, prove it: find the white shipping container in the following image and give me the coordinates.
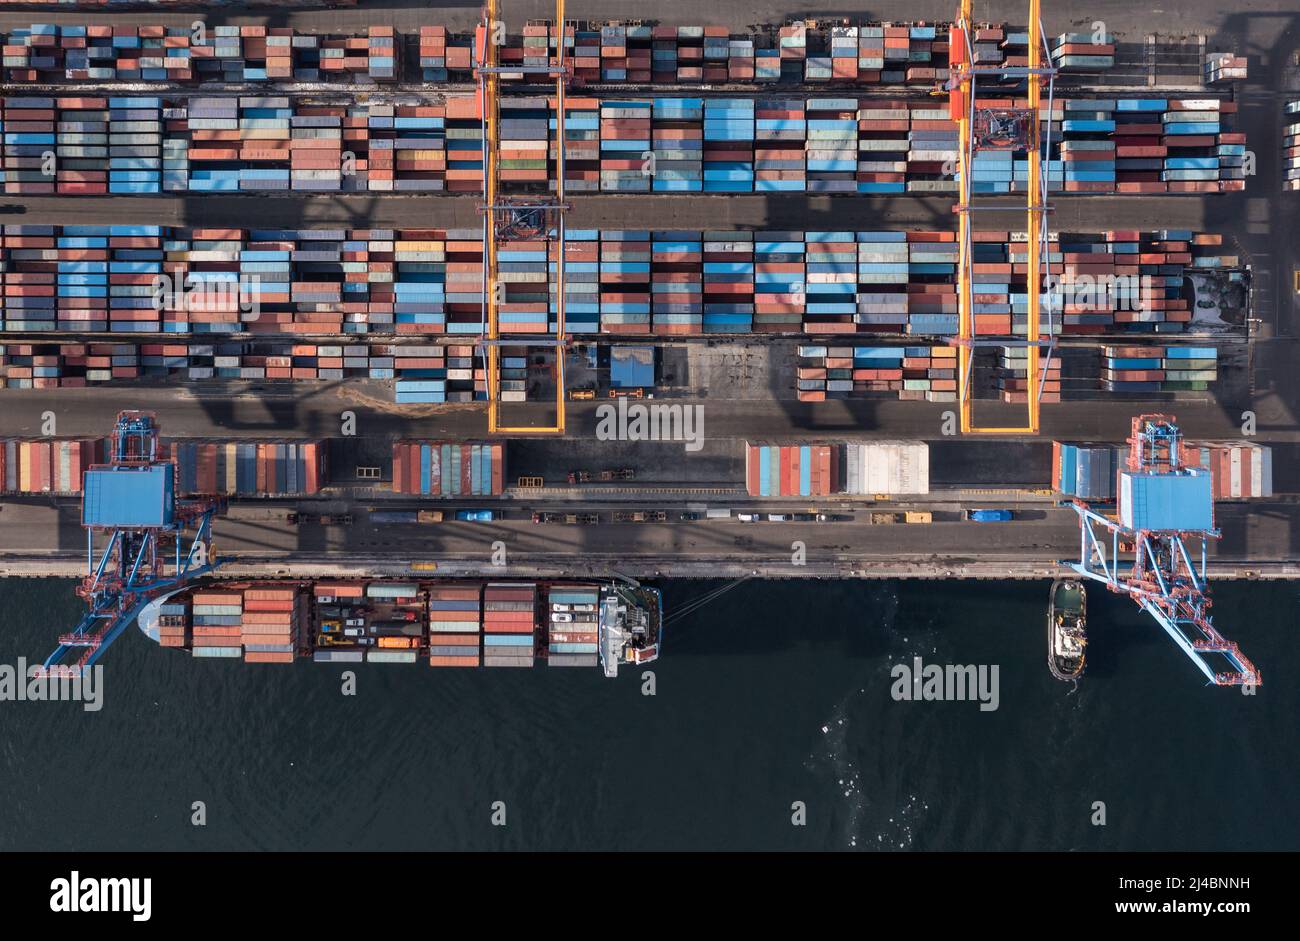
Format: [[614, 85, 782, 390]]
[[845, 441, 929, 495]]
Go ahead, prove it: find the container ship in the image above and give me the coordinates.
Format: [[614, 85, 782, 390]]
[[1047, 578, 1087, 681], [138, 579, 662, 677]]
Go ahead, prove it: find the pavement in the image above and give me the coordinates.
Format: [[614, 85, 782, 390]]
[[2, 494, 1297, 577], [0, 383, 1291, 443]]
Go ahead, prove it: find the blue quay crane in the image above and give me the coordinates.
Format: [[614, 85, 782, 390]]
[[37, 411, 225, 678], [1068, 414, 1260, 687]]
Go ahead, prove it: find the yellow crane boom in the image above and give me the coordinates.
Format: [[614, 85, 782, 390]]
[[477, 0, 570, 434], [951, 0, 1056, 434]]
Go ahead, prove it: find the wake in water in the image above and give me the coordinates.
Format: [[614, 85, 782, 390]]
[[804, 581, 936, 849], [810, 692, 866, 848]]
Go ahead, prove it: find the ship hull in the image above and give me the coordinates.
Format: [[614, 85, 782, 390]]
[[142, 577, 662, 673]]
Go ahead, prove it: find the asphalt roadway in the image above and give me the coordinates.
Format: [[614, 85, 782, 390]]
[[0, 384, 1290, 444], [2, 495, 1296, 579]]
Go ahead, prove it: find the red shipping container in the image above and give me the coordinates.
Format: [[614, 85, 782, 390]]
[[35, 441, 51, 493]]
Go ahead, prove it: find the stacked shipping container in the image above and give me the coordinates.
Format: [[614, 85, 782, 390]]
[[0, 436, 105, 493], [3, 94, 1240, 196], [744, 443, 837, 498], [390, 441, 504, 497], [3, 19, 1107, 89], [189, 590, 243, 659], [1051, 441, 1125, 500], [843, 441, 930, 495], [482, 583, 535, 667], [795, 345, 958, 402], [156, 601, 187, 648], [998, 346, 1062, 403], [1286, 101, 1300, 192], [1204, 52, 1247, 85], [165, 439, 325, 496], [1101, 345, 1218, 392], [428, 584, 481, 667], [1052, 31, 1115, 71], [743, 441, 928, 496], [2, 23, 391, 84], [0, 227, 1243, 341], [241, 586, 301, 663], [1180, 441, 1274, 498]]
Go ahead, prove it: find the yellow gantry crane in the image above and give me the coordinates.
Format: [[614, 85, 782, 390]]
[[948, 0, 1057, 433], [476, 0, 570, 434]]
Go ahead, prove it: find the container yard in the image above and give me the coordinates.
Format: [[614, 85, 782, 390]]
[[0, 0, 1289, 703], [0, 19, 1107, 90], [0, 93, 1245, 196], [0, 226, 1244, 340]]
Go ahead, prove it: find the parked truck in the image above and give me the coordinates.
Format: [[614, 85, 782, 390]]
[[964, 508, 1013, 522]]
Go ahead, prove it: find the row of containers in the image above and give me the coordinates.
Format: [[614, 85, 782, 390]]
[[161, 440, 327, 497], [1053, 440, 1273, 501], [0, 436, 104, 494], [1286, 101, 1300, 192], [0, 21, 1112, 88], [0, 435, 1271, 503], [1101, 345, 1218, 392], [0, 436, 327, 496], [747, 438, 1273, 501], [0, 94, 1243, 195], [745, 441, 930, 496], [165, 587, 306, 664], [1204, 53, 1248, 85], [0, 336, 1216, 403], [795, 342, 1214, 402], [3, 24, 397, 83], [0, 340, 486, 402], [0, 226, 1243, 338], [390, 441, 505, 497], [0, 436, 498, 498]]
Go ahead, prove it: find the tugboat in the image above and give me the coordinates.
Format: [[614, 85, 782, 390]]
[[1048, 579, 1087, 681]]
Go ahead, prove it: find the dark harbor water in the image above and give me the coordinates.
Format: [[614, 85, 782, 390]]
[[0, 577, 1295, 851]]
